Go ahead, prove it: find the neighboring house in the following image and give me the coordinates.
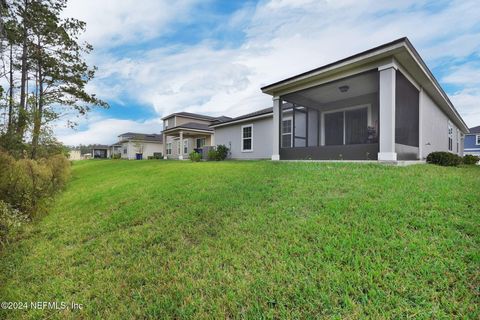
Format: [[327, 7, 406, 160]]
[[161, 112, 231, 159], [68, 149, 82, 160], [464, 126, 480, 156], [115, 132, 163, 160], [91, 145, 110, 159], [211, 108, 274, 159], [214, 37, 467, 161]]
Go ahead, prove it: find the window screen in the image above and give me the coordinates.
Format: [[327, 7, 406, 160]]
[[345, 108, 368, 144], [325, 112, 344, 145]]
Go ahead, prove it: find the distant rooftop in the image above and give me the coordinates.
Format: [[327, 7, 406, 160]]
[[118, 132, 163, 143], [161, 111, 231, 123], [468, 126, 480, 134]]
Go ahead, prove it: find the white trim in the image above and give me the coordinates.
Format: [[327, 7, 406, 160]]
[[241, 124, 253, 152], [281, 116, 293, 148], [476, 134, 480, 145], [321, 104, 372, 146], [418, 87, 424, 159], [183, 139, 188, 154], [210, 113, 273, 128], [163, 127, 213, 134]]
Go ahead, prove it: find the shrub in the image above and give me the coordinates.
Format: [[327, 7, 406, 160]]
[[207, 145, 230, 161], [0, 150, 71, 217], [153, 152, 163, 159], [216, 145, 229, 160], [112, 153, 121, 159], [207, 149, 218, 161], [463, 154, 479, 165], [189, 151, 202, 162], [0, 200, 28, 248], [426, 151, 462, 167]]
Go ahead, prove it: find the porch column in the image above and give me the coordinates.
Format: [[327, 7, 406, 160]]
[[272, 96, 281, 161], [378, 64, 397, 161], [163, 133, 167, 159], [179, 131, 184, 160]]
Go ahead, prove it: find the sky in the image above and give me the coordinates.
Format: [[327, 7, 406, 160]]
[[55, 0, 480, 145]]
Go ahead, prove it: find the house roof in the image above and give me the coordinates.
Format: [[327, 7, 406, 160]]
[[91, 144, 109, 149], [467, 126, 480, 134], [210, 107, 273, 128], [261, 37, 469, 133], [160, 111, 214, 121], [163, 122, 214, 133], [118, 132, 163, 143]]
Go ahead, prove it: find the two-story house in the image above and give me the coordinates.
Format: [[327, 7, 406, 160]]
[[161, 112, 231, 159]]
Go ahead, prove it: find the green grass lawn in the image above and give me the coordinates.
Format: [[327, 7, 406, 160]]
[[1, 160, 479, 319]]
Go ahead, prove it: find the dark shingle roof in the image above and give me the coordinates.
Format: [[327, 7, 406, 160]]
[[161, 112, 218, 121], [118, 132, 163, 143], [210, 107, 273, 127], [468, 126, 480, 134], [91, 144, 109, 149], [164, 122, 213, 132]]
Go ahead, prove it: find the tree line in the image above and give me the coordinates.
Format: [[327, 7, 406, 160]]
[[0, 0, 107, 159]]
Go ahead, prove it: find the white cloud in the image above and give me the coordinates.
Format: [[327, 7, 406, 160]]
[[63, 0, 200, 48], [55, 114, 163, 146], [58, 0, 480, 142]]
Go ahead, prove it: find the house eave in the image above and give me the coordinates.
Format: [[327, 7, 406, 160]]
[[210, 113, 273, 128]]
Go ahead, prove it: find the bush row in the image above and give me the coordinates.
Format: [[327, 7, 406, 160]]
[[0, 150, 70, 246], [426, 151, 479, 166], [189, 145, 230, 162]]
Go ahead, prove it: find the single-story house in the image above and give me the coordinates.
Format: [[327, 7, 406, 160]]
[[91, 145, 110, 159], [116, 132, 163, 160], [464, 126, 480, 156], [161, 112, 231, 159], [212, 37, 468, 161]]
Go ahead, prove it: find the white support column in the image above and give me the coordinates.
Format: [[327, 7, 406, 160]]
[[272, 96, 281, 160], [179, 131, 184, 160], [163, 133, 167, 159], [418, 87, 424, 160], [378, 65, 397, 161]]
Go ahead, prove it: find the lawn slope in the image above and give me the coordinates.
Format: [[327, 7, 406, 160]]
[[1, 160, 479, 319]]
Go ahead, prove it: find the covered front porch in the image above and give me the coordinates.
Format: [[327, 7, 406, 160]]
[[267, 61, 420, 161], [162, 127, 214, 160]]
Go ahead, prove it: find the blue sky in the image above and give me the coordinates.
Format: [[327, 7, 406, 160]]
[[55, 0, 480, 145]]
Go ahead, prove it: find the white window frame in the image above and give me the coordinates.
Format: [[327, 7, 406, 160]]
[[166, 143, 172, 155], [177, 140, 181, 154], [448, 121, 453, 151], [165, 119, 169, 129], [476, 134, 480, 145], [321, 104, 372, 146], [183, 139, 188, 154], [196, 137, 206, 148], [241, 124, 253, 152], [281, 117, 293, 148]]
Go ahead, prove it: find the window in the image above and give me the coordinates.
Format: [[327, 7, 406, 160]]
[[476, 134, 480, 145], [448, 122, 453, 151], [241, 124, 253, 152], [177, 141, 180, 154], [165, 119, 169, 129], [196, 138, 206, 148], [166, 143, 172, 155], [123, 148, 127, 154], [324, 106, 368, 146], [281, 118, 293, 148], [183, 140, 188, 154]]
